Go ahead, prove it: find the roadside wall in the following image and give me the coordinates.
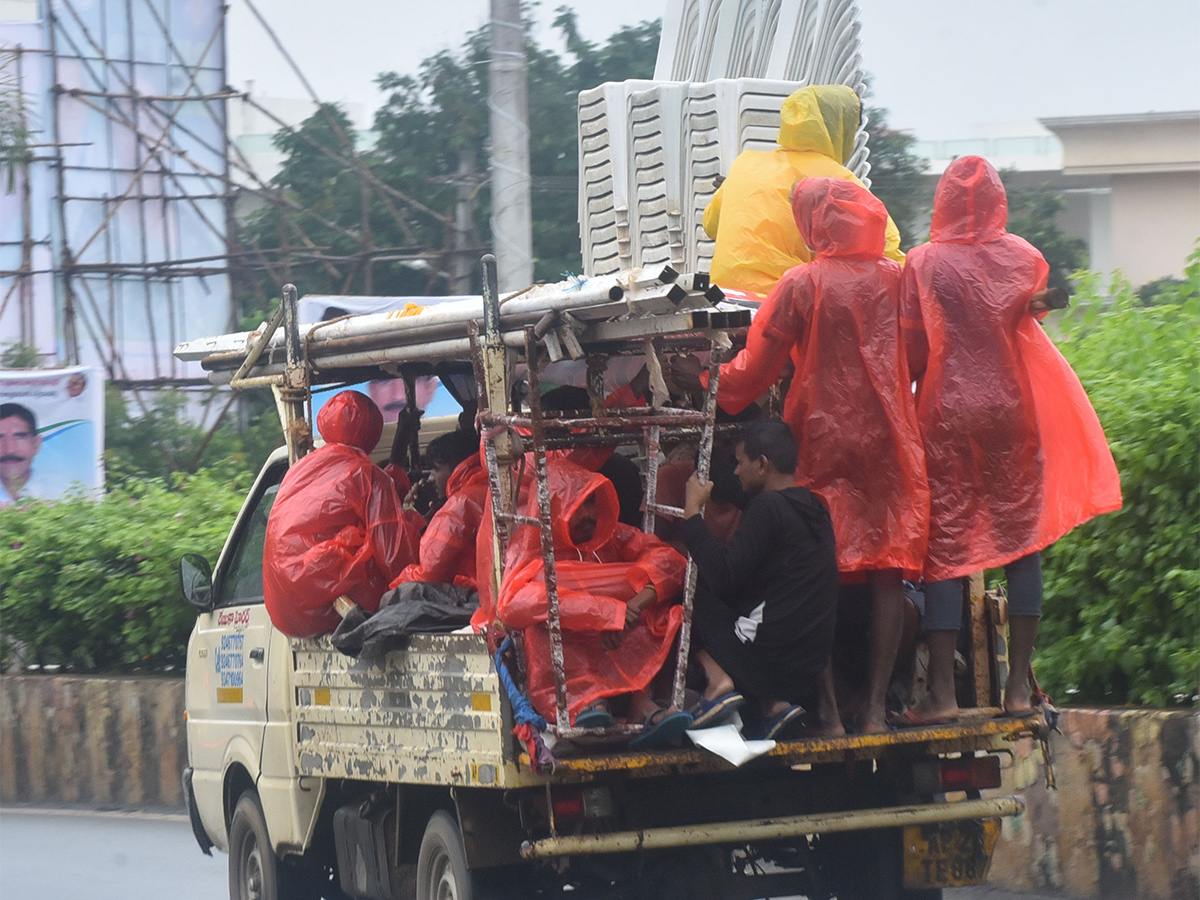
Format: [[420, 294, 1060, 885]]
[[1, 676, 1196, 898], [990, 707, 1199, 900], [0, 675, 186, 808]]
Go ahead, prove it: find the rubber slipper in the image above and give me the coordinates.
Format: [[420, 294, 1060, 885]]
[[763, 705, 806, 740], [689, 691, 745, 729], [888, 708, 959, 729], [575, 701, 616, 729], [629, 708, 694, 749]]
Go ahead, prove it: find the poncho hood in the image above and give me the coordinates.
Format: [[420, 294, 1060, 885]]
[[791, 177, 888, 258], [930, 155, 1009, 243], [778, 84, 861, 164], [546, 462, 619, 555], [317, 390, 383, 451]]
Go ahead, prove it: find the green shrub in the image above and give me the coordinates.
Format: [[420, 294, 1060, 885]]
[[0, 466, 250, 673], [1033, 252, 1200, 706]]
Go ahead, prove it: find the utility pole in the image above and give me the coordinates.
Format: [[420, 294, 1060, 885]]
[[488, 0, 533, 291]]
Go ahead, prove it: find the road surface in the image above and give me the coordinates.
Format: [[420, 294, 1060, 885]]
[[0, 806, 1065, 899]]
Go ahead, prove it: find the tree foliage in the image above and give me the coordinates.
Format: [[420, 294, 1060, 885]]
[[0, 468, 250, 673], [1034, 248, 1199, 706], [104, 388, 278, 485], [240, 12, 661, 318], [999, 174, 1088, 292], [864, 105, 928, 251]]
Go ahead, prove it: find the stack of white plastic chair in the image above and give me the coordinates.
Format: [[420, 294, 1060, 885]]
[[577, 0, 872, 278], [626, 83, 690, 272], [578, 80, 655, 277]]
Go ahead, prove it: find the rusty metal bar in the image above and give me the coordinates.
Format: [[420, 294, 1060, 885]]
[[642, 425, 662, 535], [519, 796, 1026, 859], [229, 299, 287, 388], [523, 325, 571, 734], [671, 341, 723, 711]]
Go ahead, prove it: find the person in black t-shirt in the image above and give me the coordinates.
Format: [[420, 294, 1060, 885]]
[[681, 419, 839, 740]]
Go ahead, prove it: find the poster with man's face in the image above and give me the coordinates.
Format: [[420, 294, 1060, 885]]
[[0, 367, 105, 507]]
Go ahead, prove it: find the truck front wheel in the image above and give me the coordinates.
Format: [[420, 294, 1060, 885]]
[[417, 810, 474, 900], [229, 789, 322, 900]]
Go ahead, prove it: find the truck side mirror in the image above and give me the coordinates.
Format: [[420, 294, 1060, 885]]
[[179, 553, 214, 612]]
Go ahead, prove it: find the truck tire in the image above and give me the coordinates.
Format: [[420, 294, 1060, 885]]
[[229, 789, 322, 900], [416, 810, 474, 900]]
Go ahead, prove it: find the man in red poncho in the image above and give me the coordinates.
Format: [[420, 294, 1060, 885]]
[[709, 177, 929, 734], [392, 430, 487, 589], [899, 155, 1121, 723], [263, 391, 420, 638], [495, 458, 692, 746]]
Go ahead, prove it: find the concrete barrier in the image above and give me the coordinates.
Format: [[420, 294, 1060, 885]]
[[990, 707, 1199, 900], [1, 676, 1196, 897], [0, 675, 186, 808]]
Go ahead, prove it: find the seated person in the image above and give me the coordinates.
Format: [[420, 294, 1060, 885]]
[[540, 384, 645, 526], [392, 430, 487, 590], [263, 391, 420, 638], [495, 458, 692, 748], [680, 420, 839, 739]]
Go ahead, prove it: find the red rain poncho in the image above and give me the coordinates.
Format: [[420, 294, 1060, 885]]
[[495, 460, 686, 723], [712, 178, 929, 575], [393, 453, 489, 589], [470, 382, 646, 628], [263, 391, 420, 638], [702, 84, 904, 296], [900, 156, 1121, 580]]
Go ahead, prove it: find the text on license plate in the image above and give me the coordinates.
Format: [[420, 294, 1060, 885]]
[[902, 818, 1001, 888]]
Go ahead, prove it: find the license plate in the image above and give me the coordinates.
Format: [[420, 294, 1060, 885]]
[[902, 818, 1000, 888]]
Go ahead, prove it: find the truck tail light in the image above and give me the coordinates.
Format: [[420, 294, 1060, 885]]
[[547, 787, 613, 826], [912, 755, 1002, 794]]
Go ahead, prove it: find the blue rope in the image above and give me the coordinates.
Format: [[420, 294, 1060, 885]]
[[494, 637, 547, 731]]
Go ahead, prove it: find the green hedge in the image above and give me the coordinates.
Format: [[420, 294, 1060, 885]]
[[0, 467, 250, 673], [1033, 255, 1199, 706]]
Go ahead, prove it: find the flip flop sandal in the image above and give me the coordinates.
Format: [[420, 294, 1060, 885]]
[[574, 701, 616, 729], [888, 708, 959, 729], [763, 705, 806, 740], [688, 691, 745, 729], [629, 708, 694, 750]]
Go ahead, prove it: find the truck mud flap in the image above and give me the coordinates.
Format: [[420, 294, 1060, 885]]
[[519, 795, 1023, 859], [181, 767, 213, 856]]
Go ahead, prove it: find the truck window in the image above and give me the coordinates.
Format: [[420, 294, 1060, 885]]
[[215, 464, 284, 607]]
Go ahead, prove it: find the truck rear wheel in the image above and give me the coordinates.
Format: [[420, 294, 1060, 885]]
[[229, 789, 323, 900], [416, 810, 474, 900]]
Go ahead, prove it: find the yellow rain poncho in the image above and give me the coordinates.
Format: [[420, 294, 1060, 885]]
[[703, 85, 904, 295]]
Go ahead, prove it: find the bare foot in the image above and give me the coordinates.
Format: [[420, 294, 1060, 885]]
[[858, 700, 891, 734], [804, 719, 847, 739], [901, 700, 960, 725], [1003, 688, 1035, 717], [704, 681, 736, 702]]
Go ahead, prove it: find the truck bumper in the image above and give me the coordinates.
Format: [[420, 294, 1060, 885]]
[[519, 794, 1023, 859], [181, 767, 214, 856]]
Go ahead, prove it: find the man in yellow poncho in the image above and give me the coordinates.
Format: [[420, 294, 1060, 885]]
[[703, 85, 905, 295]]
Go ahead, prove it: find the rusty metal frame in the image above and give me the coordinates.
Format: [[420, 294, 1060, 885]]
[[469, 263, 731, 739]]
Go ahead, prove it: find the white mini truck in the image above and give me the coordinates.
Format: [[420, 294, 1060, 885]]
[[176, 265, 1044, 900]]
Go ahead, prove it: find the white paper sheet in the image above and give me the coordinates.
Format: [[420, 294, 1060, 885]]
[[686, 722, 776, 767]]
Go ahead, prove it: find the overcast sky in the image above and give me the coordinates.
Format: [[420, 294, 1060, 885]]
[[226, 0, 1200, 139]]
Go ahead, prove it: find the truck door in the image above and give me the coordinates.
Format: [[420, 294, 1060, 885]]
[[187, 460, 286, 824]]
